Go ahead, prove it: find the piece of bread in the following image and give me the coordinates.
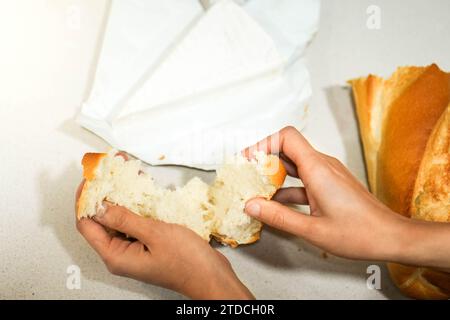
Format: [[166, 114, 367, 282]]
[[77, 150, 286, 247], [349, 64, 450, 299]]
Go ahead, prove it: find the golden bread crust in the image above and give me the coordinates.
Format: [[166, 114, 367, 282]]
[[212, 230, 261, 248], [264, 155, 288, 189], [348, 66, 427, 192], [412, 105, 450, 222], [212, 234, 240, 248], [76, 153, 107, 219], [377, 65, 450, 216], [388, 263, 450, 299], [82, 153, 107, 181], [347, 74, 384, 191], [349, 64, 450, 300]]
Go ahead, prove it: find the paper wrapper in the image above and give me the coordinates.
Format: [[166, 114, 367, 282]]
[[78, 0, 320, 170]]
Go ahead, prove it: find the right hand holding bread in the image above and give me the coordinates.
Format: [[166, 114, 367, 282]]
[[244, 127, 450, 270]]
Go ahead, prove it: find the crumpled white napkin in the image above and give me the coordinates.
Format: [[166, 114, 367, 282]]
[[78, 0, 320, 170]]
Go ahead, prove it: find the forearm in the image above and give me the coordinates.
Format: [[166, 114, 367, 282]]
[[182, 273, 255, 300], [392, 218, 450, 270], [206, 278, 255, 300]]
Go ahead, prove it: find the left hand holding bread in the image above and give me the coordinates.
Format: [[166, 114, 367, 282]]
[[75, 181, 254, 300]]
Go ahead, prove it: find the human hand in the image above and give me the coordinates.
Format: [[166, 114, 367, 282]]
[[75, 182, 254, 300], [243, 126, 411, 262]]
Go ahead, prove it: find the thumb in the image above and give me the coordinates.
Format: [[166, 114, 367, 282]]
[[245, 198, 316, 237], [94, 202, 155, 243]]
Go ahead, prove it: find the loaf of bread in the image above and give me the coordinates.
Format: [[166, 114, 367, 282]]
[[77, 150, 286, 247], [349, 64, 450, 299]]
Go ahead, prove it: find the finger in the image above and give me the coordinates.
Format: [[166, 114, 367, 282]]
[[76, 216, 113, 258], [115, 151, 129, 160], [77, 216, 152, 278], [94, 202, 154, 243], [75, 180, 113, 257], [272, 187, 309, 205], [245, 197, 317, 237], [102, 239, 154, 278], [242, 126, 317, 168], [280, 157, 299, 178]]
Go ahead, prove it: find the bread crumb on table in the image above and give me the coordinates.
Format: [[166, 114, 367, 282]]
[[158, 155, 165, 160]]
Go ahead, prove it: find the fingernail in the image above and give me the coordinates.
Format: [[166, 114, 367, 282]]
[[115, 151, 129, 161], [245, 201, 261, 217], [96, 201, 110, 218]]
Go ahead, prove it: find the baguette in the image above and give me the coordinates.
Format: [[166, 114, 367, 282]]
[[349, 64, 450, 299]]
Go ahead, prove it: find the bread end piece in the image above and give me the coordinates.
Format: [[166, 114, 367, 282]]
[[388, 263, 450, 299], [211, 153, 287, 247], [82, 153, 107, 181], [263, 154, 287, 190], [76, 153, 107, 220]]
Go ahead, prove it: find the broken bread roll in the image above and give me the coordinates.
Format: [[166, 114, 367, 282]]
[[76, 150, 286, 247]]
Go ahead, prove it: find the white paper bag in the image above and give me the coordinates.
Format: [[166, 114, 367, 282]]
[[78, 0, 320, 169]]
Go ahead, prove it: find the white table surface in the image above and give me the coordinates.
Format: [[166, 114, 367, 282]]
[[1, 0, 449, 299]]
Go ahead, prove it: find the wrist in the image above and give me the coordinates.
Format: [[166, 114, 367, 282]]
[[370, 209, 413, 263], [383, 214, 429, 266], [384, 215, 412, 263], [391, 218, 450, 269]]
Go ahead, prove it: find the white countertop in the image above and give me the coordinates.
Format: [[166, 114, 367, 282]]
[[1, 0, 449, 299]]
